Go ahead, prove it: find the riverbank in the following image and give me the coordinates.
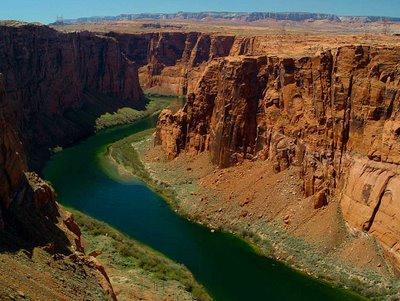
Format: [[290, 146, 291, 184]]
[[42, 95, 214, 300], [95, 95, 183, 131], [107, 130, 400, 300], [70, 208, 211, 301]]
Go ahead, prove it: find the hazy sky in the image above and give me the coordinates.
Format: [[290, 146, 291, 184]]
[[1, 0, 400, 24]]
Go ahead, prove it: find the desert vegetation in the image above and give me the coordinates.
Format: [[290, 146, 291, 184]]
[[95, 96, 182, 130], [72, 209, 211, 301]]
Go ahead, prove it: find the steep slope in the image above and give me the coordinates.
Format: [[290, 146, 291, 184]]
[[44, 30, 396, 100], [0, 24, 143, 166], [156, 46, 400, 270], [0, 23, 142, 233], [107, 32, 235, 95], [108, 31, 400, 98], [0, 24, 143, 299], [108, 32, 328, 96]]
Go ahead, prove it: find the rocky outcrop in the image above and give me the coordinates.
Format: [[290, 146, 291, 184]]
[[111, 31, 354, 97], [156, 45, 400, 268], [341, 158, 400, 267], [109, 31, 318, 96], [0, 24, 142, 298], [0, 74, 27, 229], [0, 24, 142, 166], [107, 32, 235, 95]]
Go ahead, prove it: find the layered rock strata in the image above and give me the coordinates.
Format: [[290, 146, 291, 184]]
[[156, 45, 400, 268], [0, 24, 142, 299], [108, 32, 297, 96], [0, 24, 142, 233], [107, 32, 234, 95]]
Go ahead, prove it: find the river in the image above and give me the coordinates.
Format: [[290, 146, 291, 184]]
[[43, 99, 365, 301]]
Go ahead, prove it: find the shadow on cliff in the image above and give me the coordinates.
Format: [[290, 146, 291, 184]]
[[0, 174, 73, 255], [0, 219, 71, 256], [0, 210, 72, 256], [30, 90, 146, 172], [0, 91, 148, 254]]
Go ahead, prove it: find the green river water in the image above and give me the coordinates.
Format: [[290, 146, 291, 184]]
[[43, 99, 366, 301]]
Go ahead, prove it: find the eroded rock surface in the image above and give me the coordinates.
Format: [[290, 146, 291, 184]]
[[107, 32, 317, 96], [0, 24, 143, 299], [107, 32, 235, 95], [342, 158, 400, 267], [0, 24, 142, 232], [156, 45, 400, 268]]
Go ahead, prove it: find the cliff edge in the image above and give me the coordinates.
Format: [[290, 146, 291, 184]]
[[156, 45, 400, 271]]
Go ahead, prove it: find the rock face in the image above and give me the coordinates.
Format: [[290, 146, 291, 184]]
[[0, 74, 27, 228], [111, 31, 327, 96], [0, 25, 142, 166], [341, 158, 400, 267], [113, 31, 348, 97], [108, 32, 235, 95], [0, 24, 142, 245], [156, 46, 400, 268], [0, 23, 142, 299], [108, 32, 296, 96]]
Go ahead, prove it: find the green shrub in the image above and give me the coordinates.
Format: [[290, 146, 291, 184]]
[[95, 96, 181, 131], [50, 145, 63, 153], [70, 209, 211, 301]]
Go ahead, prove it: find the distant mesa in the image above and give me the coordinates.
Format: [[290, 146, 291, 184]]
[[50, 11, 400, 25]]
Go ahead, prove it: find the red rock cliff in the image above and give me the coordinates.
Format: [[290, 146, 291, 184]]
[[0, 24, 142, 245], [0, 25, 143, 165], [156, 46, 400, 268], [107, 32, 277, 95], [109, 32, 333, 97]]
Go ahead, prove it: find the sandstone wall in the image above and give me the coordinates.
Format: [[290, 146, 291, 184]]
[[156, 45, 400, 267], [107, 32, 286, 96], [0, 25, 143, 164], [0, 24, 142, 242]]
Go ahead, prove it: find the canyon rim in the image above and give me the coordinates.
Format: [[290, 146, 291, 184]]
[[1, 5, 400, 301]]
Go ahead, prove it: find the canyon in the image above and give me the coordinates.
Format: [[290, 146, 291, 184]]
[[154, 42, 400, 272], [1, 18, 400, 299]]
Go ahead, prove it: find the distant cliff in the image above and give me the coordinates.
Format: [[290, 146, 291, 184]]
[[107, 32, 235, 95], [106, 31, 305, 96], [53, 11, 400, 25]]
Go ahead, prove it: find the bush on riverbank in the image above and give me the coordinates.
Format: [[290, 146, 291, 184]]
[[50, 145, 63, 153], [95, 96, 179, 131], [71, 209, 211, 301], [95, 107, 143, 130]]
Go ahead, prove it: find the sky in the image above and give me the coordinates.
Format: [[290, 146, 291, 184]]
[[1, 0, 400, 24]]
